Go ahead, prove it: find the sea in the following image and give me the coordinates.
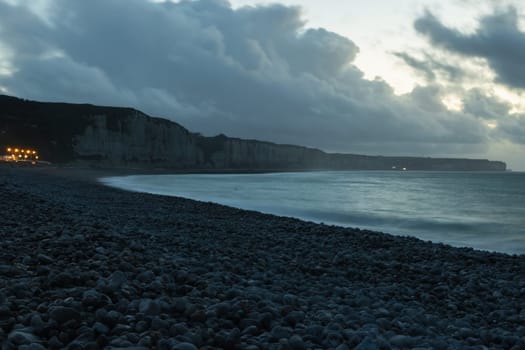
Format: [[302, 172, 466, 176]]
[[101, 171, 525, 255]]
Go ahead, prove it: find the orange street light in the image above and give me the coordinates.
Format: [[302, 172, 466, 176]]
[[7, 147, 11, 152]]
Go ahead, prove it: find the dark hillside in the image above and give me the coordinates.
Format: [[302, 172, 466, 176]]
[[0, 95, 137, 162], [0, 95, 507, 171]]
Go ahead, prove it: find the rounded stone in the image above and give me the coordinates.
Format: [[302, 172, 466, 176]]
[[288, 335, 306, 350], [173, 342, 198, 350], [7, 330, 38, 345], [138, 299, 161, 316], [49, 306, 81, 324], [390, 335, 416, 348]]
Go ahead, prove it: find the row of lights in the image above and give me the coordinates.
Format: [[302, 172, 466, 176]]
[[6, 147, 39, 160]]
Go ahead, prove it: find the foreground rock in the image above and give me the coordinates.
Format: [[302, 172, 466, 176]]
[[0, 166, 524, 349]]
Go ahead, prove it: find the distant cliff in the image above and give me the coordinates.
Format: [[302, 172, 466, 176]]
[[0, 95, 506, 171]]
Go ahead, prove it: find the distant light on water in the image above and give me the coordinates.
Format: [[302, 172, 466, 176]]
[[101, 171, 525, 255]]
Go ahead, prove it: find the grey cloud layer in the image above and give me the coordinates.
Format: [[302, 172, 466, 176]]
[[415, 7, 525, 89], [0, 0, 506, 155], [393, 52, 464, 83], [463, 89, 511, 120]]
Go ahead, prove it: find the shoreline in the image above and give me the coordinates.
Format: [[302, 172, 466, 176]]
[[0, 162, 514, 179], [1, 166, 524, 349], [98, 167, 524, 256]]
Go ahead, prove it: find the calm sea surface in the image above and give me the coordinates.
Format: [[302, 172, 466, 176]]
[[101, 171, 525, 255]]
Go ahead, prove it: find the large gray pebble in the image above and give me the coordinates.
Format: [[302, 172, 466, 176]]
[[48, 272, 76, 287], [137, 270, 155, 283], [335, 344, 350, 350], [390, 334, 417, 348], [109, 270, 128, 290], [271, 325, 293, 340], [354, 337, 378, 350], [93, 321, 110, 335], [288, 334, 306, 350], [0, 304, 11, 318], [7, 330, 38, 345], [284, 311, 305, 326], [82, 289, 110, 307], [36, 254, 54, 264], [138, 298, 161, 316], [49, 306, 80, 324], [172, 342, 198, 350]]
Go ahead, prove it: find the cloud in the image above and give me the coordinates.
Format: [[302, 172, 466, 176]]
[[414, 7, 525, 89], [393, 52, 436, 81], [0, 0, 512, 158], [393, 52, 465, 83], [462, 88, 511, 120], [459, 88, 525, 145], [497, 114, 525, 144]]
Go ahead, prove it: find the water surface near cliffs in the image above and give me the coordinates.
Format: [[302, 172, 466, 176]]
[[101, 171, 525, 255]]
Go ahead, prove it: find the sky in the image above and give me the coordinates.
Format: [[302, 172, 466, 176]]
[[0, 0, 524, 170]]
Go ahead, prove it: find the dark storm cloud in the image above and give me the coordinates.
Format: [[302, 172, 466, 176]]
[[0, 0, 502, 156], [415, 7, 525, 89], [0, 1, 52, 55], [393, 52, 436, 81]]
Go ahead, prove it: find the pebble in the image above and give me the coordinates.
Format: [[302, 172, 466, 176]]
[[138, 299, 161, 316], [48, 306, 81, 324], [0, 167, 523, 350], [109, 271, 128, 291], [93, 321, 110, 335], [172, 343, 198, 350], [82, 289, 110, 308], [7, 330, 39, 345], [354, 337, 378, 350], [288, 335, 306, 350], [390, 334, 417, 348]]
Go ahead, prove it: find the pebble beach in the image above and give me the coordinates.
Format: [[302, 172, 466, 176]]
[[1, 166, 524, 350]]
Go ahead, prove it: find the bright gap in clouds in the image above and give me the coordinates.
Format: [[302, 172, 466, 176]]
[[493, 87, 525, 115], [228, 0, 427, 94], [228, 0, 523, 93], [227, 0, 525, 126]]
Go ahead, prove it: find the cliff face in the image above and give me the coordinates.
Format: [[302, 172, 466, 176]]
[[0, 95, 201, 167], [195, 135, 328, 169], [73, 113, 200, 168], [0, 95, 506, 171]]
